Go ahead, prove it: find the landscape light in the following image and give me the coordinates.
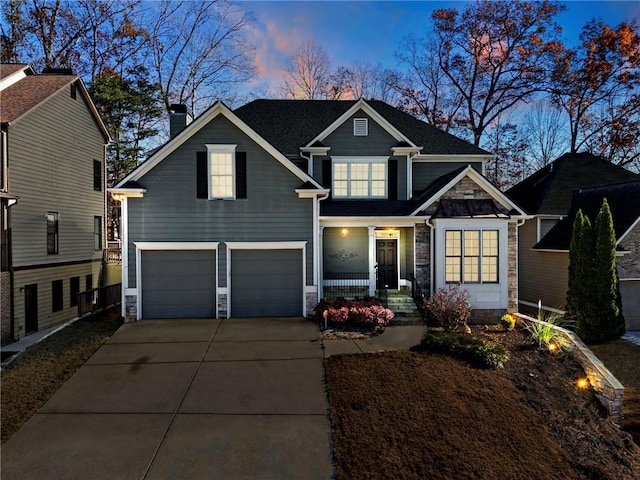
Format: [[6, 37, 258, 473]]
[[576, 378, 590, 390]]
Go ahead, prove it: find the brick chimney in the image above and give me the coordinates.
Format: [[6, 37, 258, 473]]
[[169, 104, 192, 138]]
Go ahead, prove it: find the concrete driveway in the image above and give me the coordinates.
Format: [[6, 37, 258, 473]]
[[1, 318, 333, 480]]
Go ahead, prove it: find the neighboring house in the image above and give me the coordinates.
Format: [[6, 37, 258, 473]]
[[0, 64, 110, 345], [110, 99, 527, 322], [506, 153, 639, 329]]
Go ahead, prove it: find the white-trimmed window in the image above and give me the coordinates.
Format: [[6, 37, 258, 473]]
[[333, 158, 386, 198], [445, 229, 498, 283], [353, 118, 368, 136], [207, 144, 236, 199]]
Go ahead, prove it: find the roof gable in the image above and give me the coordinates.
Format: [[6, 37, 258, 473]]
[[305, 99, 416, 149], [506, 152, 639, 215], [115, 101, 324, 190], [0, 68, 110, 141], [411, 166, 527, 217], [234, 99, 491, 157]]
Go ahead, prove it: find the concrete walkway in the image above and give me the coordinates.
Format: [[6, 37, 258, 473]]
[[1, 318, 333, 480], [623, 331, 640, 347]]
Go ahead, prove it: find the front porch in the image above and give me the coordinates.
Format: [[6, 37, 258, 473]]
[[320, 224, 429, 300]]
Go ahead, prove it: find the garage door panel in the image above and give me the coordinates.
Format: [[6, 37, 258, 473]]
[[231, 250, 303, 317], [142, 250, 216, 319]]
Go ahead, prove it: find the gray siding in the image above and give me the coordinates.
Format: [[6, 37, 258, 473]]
[[8, 82, 106, 338], [127, 115, 314, 287], [324, 112, 398, 156], [10, 85, 106, 268], [323, 227, 369, 275], [412, 162, 483, 195]]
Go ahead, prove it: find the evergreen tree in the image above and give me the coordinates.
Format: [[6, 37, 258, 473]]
[[594, 198, 625, 341], [567, 210, 598, 342]]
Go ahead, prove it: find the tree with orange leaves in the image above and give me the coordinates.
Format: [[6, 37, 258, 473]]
[[550, 20, 640, 168]]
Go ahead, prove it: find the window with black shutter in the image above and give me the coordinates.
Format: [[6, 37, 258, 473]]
[[388, 159, 398, 200], [93, 160, 102, 191], [196, 152, 208, 198], [236, 152, 247, 199]]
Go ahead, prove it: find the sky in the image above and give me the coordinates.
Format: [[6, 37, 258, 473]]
[[239, 0, 640, 93]]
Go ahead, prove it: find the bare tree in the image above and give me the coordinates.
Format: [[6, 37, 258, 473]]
[[395, 34, 465, 132], [432, 0, 564, 146], [0, 0, 27, 63], [482, 114, 528, 189], [550, 19, 640, 167], [523, 101, 568, 169], [146, 0, 256, 114], [281, 39, 333, 100]]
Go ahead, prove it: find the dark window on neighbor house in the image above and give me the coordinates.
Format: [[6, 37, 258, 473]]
[[86, 274, 93, 290], [52, 279, 63, 312], [93, 160, 102, 191], [47, 212, 58, 254], [70, 276, 80, 307], [70, 84, 77, 99], [94, 216, 102, 250]]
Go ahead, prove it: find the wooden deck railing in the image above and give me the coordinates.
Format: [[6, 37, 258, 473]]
[[77, 283, 121, 316]]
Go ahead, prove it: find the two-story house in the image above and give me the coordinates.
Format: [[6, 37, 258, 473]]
[[0, 64, 110, 345], [506, 153, 639, 324], [110, 99, 527, 323]]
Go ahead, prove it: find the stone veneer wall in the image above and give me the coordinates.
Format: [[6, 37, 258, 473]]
[[617, 222, 640, 279], [125, 295, 137, 323], [414, 223, 430, 294], [1, 271, 12, 345], [305, 292, 318, 317], [218, 293, 228, 319], [514, 312, 625, 425]]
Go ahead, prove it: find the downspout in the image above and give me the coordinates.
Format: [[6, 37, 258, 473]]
[[514, 218, 526, 313]]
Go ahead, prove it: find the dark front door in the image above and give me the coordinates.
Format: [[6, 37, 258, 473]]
[[24, 284, 38, 334], [376, 240, 398, 289]]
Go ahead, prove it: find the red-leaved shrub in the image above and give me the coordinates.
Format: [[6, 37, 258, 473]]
[[315, 298, 394, 331], [423, 285, 471, 332]]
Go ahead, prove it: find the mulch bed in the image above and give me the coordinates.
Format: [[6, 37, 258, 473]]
[[1, 309, 123, 444], [325, 325, 640, 480]]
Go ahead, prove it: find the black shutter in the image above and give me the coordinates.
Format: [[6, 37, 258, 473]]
[[388, 159, 398, 200], [196, 151, 207, 198], [322, 159, 332, 189], [236, 152, 247, 199]]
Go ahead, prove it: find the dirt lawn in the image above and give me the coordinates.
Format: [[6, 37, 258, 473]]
[[325, 326, 640, 480]]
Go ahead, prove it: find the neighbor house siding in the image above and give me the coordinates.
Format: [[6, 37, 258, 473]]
[[412, 162, 483, 195], [126, 115, 315, 288], [12, 261, 100, 337], [518, 219, 569, 310], [9, 86, 105, 268]]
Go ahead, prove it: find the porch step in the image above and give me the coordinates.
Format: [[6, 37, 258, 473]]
[[390, 313, 424, 326]]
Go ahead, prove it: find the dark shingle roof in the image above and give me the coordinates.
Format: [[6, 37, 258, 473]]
[[506, 152, 639, 215], [0, 74, 77, 123], [0, 63, 31, 78], [432, 199, 509, 218], [234, 99, 489, 157], [534, 180, 640, 250]]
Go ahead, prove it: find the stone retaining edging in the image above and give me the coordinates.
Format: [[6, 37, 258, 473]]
[[514, 313, 625, 425]]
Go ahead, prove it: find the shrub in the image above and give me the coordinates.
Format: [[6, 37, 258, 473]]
[[423, 285, 471, 332], [314, 297, 394, 331], [411, 331, 509, 369], [500, 313, 516, 331]]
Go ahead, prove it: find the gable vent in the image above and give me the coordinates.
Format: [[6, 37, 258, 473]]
[[353, 118, 368, 136]]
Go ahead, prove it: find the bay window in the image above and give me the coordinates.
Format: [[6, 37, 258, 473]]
[[445, 229, 498, 283]]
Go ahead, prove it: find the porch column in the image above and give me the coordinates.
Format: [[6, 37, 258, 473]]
[[368, 226, 376, 297]]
